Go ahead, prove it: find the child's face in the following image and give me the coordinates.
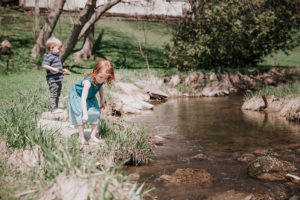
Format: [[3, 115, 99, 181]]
[[95, 73, 108, 84], [51, 44, 62, 55]]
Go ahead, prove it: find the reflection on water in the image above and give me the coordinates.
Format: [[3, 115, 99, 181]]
[[126, 96, 300, 199], [127, 96, 300, 152]]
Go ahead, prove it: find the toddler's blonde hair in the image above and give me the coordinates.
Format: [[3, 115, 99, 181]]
[[46, 37, 62, 50]]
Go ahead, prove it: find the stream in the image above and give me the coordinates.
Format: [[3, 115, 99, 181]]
[[125, 96, 300, 200]]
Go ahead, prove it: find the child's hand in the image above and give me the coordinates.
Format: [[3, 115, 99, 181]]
[[62, 69, 70, 75], [82, 114, 88, 124], [100, 101, 105, 109]]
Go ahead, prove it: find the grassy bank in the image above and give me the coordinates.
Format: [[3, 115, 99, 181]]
[[244, 81, 300, 100], [0, 72, 152, 198]]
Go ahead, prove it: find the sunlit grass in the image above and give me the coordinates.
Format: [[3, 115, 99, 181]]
[[244, 81, 300, 99], [260, 46, 300, 68], [0, 7, 172, 74], [0, 64, 152, 200]]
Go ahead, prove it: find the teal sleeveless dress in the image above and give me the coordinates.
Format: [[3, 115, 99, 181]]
[[68, 76, 103, 125]]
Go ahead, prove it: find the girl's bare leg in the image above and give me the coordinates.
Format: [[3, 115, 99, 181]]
[[78, 125, 88, 145], [90, 124, 102, 143]]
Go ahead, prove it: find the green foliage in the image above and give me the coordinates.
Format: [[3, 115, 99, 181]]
[[166, 0, 300, 70]]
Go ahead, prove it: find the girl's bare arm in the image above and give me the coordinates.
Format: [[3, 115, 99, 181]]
[[99, 86, 105, 109], [81, 80, 91, 123]]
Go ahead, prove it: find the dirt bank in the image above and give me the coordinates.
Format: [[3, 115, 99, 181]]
[[104, 67, 300, 116], [166, 68, 300, 97], [242, 95, 300, 122]]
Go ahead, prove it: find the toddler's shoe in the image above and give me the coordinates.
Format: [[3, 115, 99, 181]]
[[51, 108, 64, 114]]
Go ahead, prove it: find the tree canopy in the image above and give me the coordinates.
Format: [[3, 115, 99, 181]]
[[166, 0, 300, 70]]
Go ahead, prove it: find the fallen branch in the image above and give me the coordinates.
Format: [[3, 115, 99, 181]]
[[259, 95, 268, 111], [286, 173, 300, 185]]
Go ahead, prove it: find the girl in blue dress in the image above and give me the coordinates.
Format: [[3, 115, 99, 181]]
[[68, 60, 115, 145]]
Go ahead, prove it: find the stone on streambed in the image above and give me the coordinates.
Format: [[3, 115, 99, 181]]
[[285, 182, 300, 194], [247, 156, 297, 181], [207, 190, 254, 200], [152, 135, 165, 146], [159, 168, 212, 186], [190, 153, 207, 160], [289, 195, 300, 200], [237, 153, 256, 163]]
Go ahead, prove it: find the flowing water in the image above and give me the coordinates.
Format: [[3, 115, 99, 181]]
[[126, 96, 300, 200]]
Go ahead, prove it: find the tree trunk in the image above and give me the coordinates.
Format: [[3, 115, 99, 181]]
[[188, 0, 205, 19], [19, 0, 25, 7], [74, 24, 94, 62], [31, 0, 66, 58], [78, 0, 121, 40], [59, 0, 96, 63], [32, 0, 40, 42]]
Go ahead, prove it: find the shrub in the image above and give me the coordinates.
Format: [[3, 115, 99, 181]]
[[166, 0, 300, 70]]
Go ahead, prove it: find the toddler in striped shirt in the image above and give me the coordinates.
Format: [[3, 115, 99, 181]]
[[42, 37, 69, 113]]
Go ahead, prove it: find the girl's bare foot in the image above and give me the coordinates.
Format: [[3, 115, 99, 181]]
[[79, 138, 89, 145], [90, 136, 103, 144]]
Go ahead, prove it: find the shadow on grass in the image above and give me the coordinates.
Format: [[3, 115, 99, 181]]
[[6, 37, 33, 49], [93, 29, 167, 69], [92, 29, 105, 58], [67, 65, 85, 74], [211, 64, 295, 74]]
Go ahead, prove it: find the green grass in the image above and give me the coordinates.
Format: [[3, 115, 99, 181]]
[[261, 45, 300, 69], [0, 69, 151, 199], [1, 7, 300, 76], [0, 7, 172, 74], [99, 119, 152, 165], [244, 81, 300, 99]]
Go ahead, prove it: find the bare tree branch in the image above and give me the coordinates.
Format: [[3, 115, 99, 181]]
[[31, 0, 66, 58], [32, 0, 40, 42], [78, 0, 121, 40], [74, 24, 95, 61], [59, 0, 97, 63]]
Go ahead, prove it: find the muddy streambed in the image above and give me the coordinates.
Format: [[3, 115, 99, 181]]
[[125, 96, 300, 200]]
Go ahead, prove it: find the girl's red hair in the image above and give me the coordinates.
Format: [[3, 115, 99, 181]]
[[85, 60, 115, 85]]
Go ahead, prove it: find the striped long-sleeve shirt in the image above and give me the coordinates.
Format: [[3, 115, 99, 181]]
[[42, 52, 64, 83]]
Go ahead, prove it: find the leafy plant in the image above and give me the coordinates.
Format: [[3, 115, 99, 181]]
[[166, 0, 300, 70]]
